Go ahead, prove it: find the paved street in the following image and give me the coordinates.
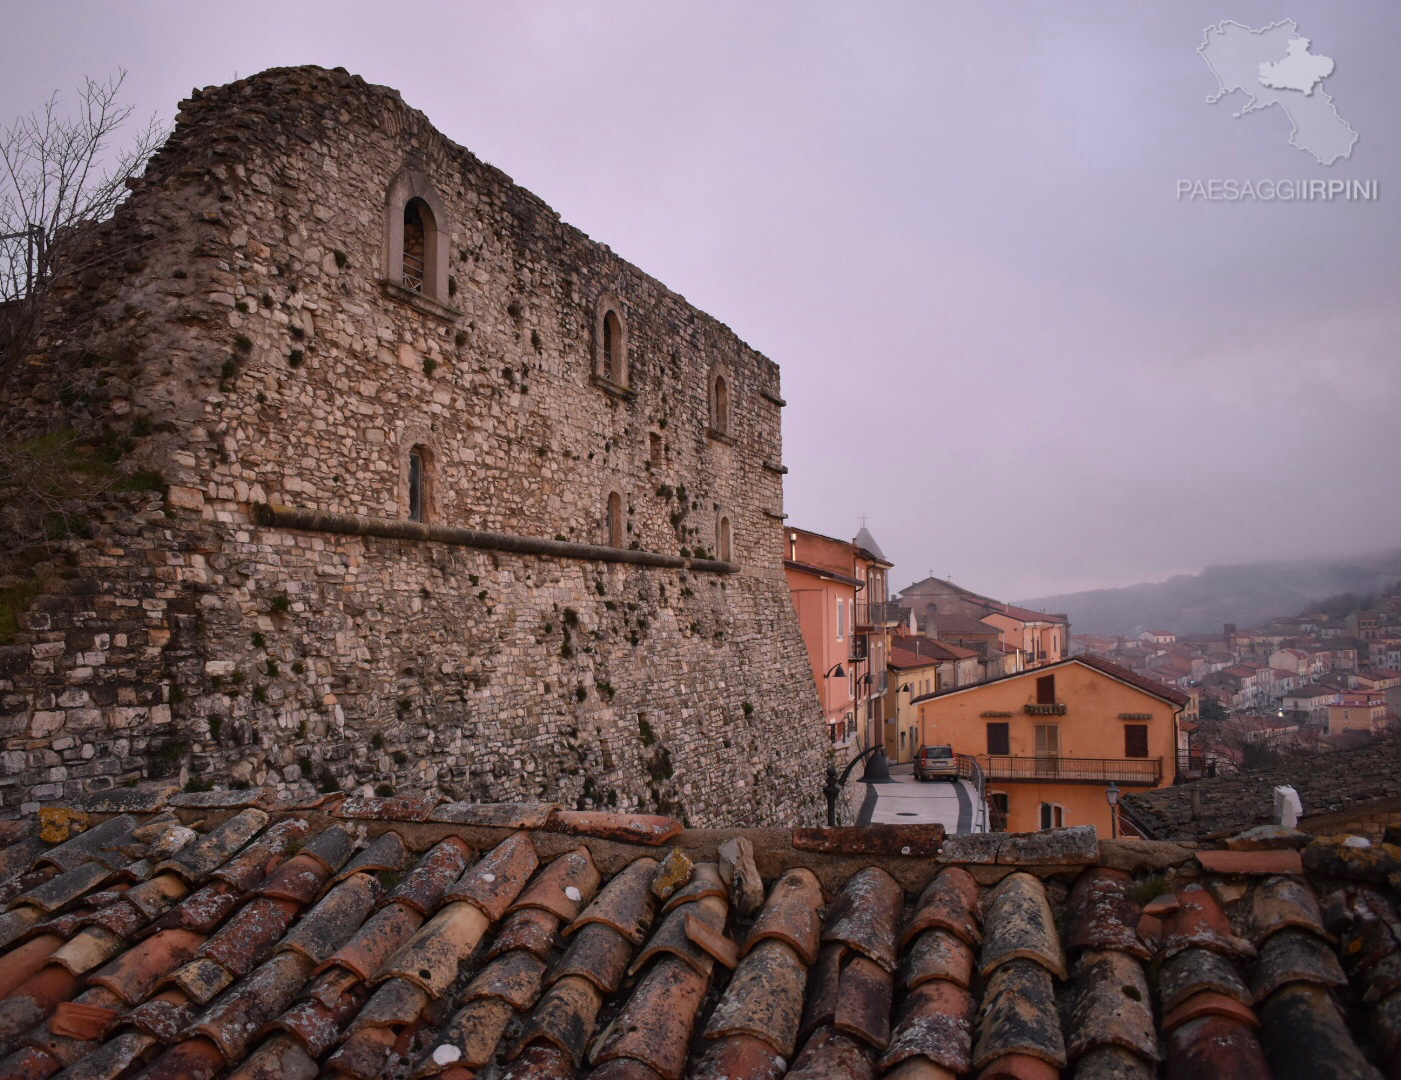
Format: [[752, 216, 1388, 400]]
[[857, 763, 979, 833]]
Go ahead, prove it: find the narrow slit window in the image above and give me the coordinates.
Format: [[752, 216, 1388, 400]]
[[402, 200, 427, 293], [606, 491, 623, 547], [713, 374, 729, 434], [602, 310, 623, 383], [717, 515, 732, 562], [408, 448, 426, 522]]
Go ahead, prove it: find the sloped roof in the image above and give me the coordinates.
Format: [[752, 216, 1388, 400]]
[[851, 526, 886, 562], [893, 635, 979, 663], [0, 790, 1395, 1078], [1121, 736, 1401, 845]]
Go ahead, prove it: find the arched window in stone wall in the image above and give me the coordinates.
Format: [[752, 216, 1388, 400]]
[[384, 171, 450, 302], [605, 491, 624, 547], [709, 367, 732, 439], [593, 298, 629, 389], [716, 513, 733, 562], [407, 444, 434, 523]]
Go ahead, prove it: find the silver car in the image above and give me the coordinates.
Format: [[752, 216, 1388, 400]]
[[915, 744, 958, 782]]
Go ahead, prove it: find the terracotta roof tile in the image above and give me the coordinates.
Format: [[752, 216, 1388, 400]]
[[512, 973, 603, 1065], [704, 938, 808, 1055], [276, 872, 379, 966], [314, 899, 421, 982], [786, 1024, 874, 1080], [1066, 867, 1151, 960], [415, 994, 514, 1072], [627, 893, 727, 977], [744, 867, 823, 964], [1067, 948, 1158, 1062], [903, 866, 981, 948], [832, 953, 895, 1049], [442, 831, 539, 922], [879, 975, 974, 1073], [86, 928, 205, 1005], [546, 810, 682, 847], [505, 845, 600, 922], [566, 854, 658, 944], [332, 831, 407, 886], [591, 955, 709, 1080], [547, 921, 631, 995], [1250, 928, 1348, 1001], [0, 795, 1393, 1080], [385, 836, 471, 916], [1161, 989, 1261, 1032], [1258, 982, 1384, 1080], [689, 1032, 788, 1080], [486, 906, 559, 962], [1159, 946, 1252, 1012], [820, 866, 903, 973], [1162, 883, 1255, 960], [972, 958, 1066, 1070], [1165, 1014, 1271, 1079], [978, 873, 1067, 979], [152, 809, 269, 883], [1197, 849, 1305, 875], [902, 927, 975, 990]]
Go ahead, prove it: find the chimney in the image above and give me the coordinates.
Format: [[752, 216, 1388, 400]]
[[1274, 785, 1302, 828]]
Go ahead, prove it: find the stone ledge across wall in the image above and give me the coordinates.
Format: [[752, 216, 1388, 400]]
[[254, 503, 741, 574]]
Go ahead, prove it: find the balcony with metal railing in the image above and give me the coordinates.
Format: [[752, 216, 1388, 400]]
[[975, 754, 1163, 785], [853, 600, 903, 629]]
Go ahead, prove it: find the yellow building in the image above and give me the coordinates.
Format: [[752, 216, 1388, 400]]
[[914, 655, 1185, 837]]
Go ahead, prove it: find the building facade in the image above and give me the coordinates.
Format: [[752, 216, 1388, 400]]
[[912, 656, 1184, 836], [0, 67, 828, 822]]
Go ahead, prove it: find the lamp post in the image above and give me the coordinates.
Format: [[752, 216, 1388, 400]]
[[1105, 781, 1120, 840]]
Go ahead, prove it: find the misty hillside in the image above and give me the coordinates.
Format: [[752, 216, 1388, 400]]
[[1019, 550, 1401, 637]]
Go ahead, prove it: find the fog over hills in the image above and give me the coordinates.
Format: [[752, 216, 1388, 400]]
[[1019, 550, 1401, 637]]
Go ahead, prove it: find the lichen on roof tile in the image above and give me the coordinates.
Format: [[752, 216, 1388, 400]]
[[978, 872, 1067, 979], [972, 958, 1067, 1071], [819, 866, 902, 973], [1067, 948, 1158, 1063], [704, 938, 808, 1056]]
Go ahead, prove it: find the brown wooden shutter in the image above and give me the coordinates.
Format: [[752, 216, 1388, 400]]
[[986, 722, 1010, 756], [1124, 724, 1149, 758], [1036, 674, 1056, 704]]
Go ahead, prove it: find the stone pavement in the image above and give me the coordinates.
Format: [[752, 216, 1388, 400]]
[[857, 762, 980, 832]]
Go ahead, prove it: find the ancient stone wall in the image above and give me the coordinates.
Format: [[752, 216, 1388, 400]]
[[0, 66, 828, 824]]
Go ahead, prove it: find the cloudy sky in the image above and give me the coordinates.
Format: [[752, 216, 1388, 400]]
[[4, 1, 1397, 601]]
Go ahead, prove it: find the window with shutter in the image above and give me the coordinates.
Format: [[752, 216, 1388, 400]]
[[1125, 724, 1149, 758], [986, 722, 1010, 756], [1036, 674, 1056, 704]]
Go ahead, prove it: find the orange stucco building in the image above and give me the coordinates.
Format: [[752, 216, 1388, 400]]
[[913, 655, 1185, 837], [784, 526, 898, 755]]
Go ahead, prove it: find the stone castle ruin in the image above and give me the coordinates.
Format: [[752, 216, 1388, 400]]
[[0, 66, 828, 823]]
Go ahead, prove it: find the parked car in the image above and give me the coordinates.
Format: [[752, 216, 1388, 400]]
[[914, 744, 958, 782]]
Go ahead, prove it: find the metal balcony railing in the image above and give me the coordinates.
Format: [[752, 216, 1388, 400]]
[[976, 754, 1163, 786], [1176, 749, 1208, 779], [853, 600, 903, 628]]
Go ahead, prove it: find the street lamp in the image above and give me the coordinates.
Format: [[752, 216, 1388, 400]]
[[1105, 781, 1120, 840], [823, 663, 846, 679]]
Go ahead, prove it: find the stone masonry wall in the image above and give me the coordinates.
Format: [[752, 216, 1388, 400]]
[[0, 66, 828, 824]]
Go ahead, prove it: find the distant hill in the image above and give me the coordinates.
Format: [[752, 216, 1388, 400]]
[[1018, 549, 1401, 637]]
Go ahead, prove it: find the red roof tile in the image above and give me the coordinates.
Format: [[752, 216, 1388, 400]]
[[0, 791, 1391, 1079]]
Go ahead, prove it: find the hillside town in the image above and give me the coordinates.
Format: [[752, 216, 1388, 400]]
[[782, 524, 1399, 839]]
